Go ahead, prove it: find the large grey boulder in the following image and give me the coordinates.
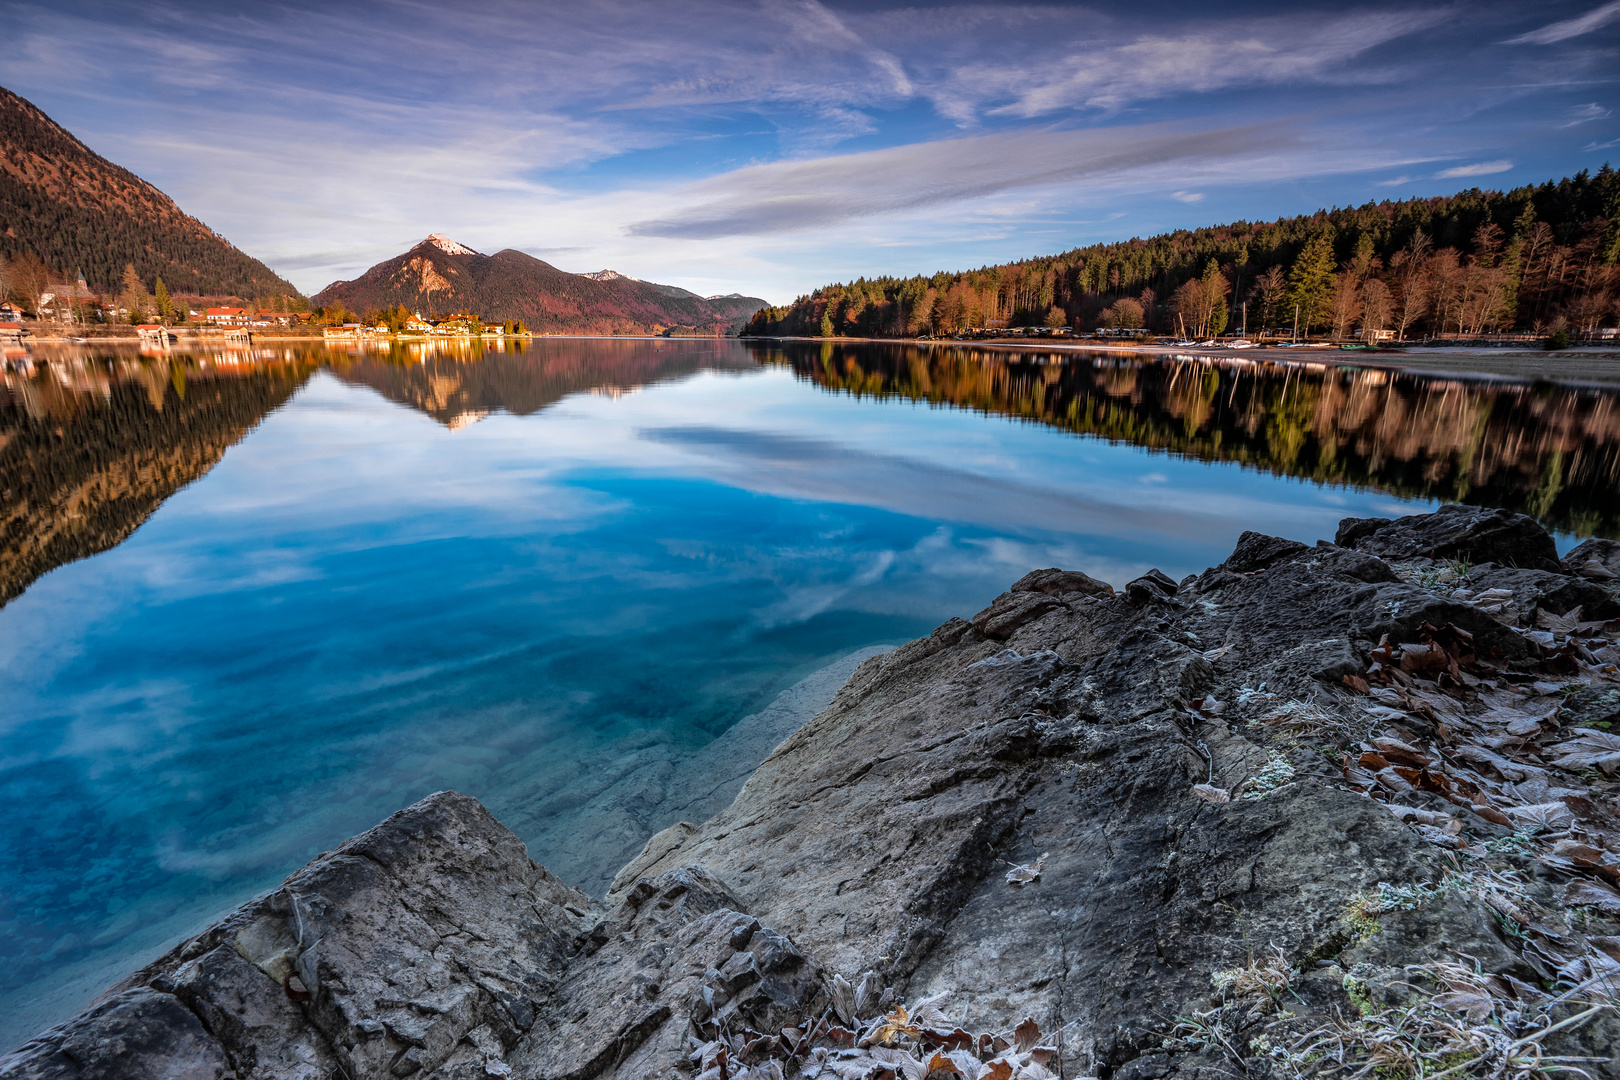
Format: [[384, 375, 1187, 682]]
[[1336, 502, 1561, 571], [1, 793, 597, 1080]]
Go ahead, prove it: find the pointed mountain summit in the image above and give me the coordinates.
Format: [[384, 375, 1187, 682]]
[[312, 239, 767, 335], [0, 85, 297, 297]]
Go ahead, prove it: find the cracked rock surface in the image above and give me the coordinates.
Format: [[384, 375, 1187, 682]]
[[6, 504, 1619, 1079]]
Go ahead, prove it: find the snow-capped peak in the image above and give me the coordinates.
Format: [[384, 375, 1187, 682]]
[[584, 269, 634, 282], [424, 234, 478, 256]]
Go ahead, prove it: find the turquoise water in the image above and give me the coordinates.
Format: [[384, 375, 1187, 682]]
[[0, 341, 1448, 1045]]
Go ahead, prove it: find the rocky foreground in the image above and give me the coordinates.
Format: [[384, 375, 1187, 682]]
[[6, 505, 1620, 1080]]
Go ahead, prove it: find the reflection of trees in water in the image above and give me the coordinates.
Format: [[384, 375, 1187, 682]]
[[759, 342, 1620, 539], [0, 356, 314, 606]]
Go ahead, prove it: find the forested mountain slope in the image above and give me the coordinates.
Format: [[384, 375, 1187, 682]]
[[313, 236, 768, 335], [747, 168, 1620, 339], [0, 87, 298, 298]]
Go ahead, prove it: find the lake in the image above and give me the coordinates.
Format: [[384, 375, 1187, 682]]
[[3, 337, 1618, 1048]]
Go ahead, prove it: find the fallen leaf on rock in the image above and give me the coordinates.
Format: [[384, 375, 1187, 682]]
[[1192, 783, 1230, 803], [865, 1007, 922, 1048], [1503, 802, 1575, 830], [1551, 839, 1611, 866], [1372, 736, 1431, 768], [1400, 643, 1450, 674], [1005, 860, 1043, 885], [1536, 607, 1585, 634], [1546, 730, 1620, 775], [1504, 714, 1545, 738], [1430, 990, 1494, 1020], [1469, 803, 1515, 827], [1360, 751, 1392, 770], [1376, 766, 1414, 793], [1013, 1018, 1041, 1053], [922, 1028, 974, 1052], [1575, 558, 1618, 581]]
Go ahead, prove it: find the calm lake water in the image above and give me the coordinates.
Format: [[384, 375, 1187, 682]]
[[3, 337, 1618, 1046]]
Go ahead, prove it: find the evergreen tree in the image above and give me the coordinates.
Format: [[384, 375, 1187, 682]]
[[818, 310, 834, 337], [153, 277, 173, 320], [1602, 178, 1620, 265], [1202, 260, 1230, 336], [1286, 228, 1337, 332]]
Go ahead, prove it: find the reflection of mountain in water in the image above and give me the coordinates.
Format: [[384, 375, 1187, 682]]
[[0, 357, 313, 605], [761, 342, 1620, 539], [325, 338, 755, 428]]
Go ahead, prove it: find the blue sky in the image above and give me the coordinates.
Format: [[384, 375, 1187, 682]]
[[2, 1, 1617, 301]]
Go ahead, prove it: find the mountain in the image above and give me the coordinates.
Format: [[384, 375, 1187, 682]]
[[0, 86, 298, 298], [312, 235, 769, 334]]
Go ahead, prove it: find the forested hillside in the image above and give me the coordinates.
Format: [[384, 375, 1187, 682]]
[[0, 87, 298, 298], [746, 168, 1620, 339]]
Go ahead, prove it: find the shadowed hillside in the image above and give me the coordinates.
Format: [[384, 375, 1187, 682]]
[[0, 87, 298, 297]]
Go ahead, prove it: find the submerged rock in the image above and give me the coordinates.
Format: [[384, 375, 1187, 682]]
[[7, 505, 1620, 1079]]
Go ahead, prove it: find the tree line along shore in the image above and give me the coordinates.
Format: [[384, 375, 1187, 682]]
[[745, 167, 1620, 346]]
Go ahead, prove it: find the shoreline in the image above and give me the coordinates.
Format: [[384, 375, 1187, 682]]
[[752, 333, 1620, 388]]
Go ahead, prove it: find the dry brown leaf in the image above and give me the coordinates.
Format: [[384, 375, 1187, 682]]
[[1005, 860, 1043, 885], [1503, 802, 1575, 830], [983, 1061, 1013, 1080], [1552, 839, 1611, 866], [1430, 990, 1494, 1020], [1547, 730, 1620, 775], [1013, 1018, 1041, 1054], [928, 1051, 963, 1076], [1536, 607, 1585, 634], [1372, 736, 1432, 768], [867, 1006, 921, 1048], [1564, 879, 1620, 912]]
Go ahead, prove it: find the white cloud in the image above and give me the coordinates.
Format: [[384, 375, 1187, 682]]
[[1375, 175, 1414, 187], [1434, 159, 1513, 178], [1504, 1, 1620, 45], [1562, 102, 1615, 126], [625, 118, 1418, 241], [1170, 191, 1205, 203], [1585, 137, 1620, 150], [966, 9, 1452, 119]]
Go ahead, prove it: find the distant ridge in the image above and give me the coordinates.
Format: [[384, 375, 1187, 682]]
[[312, 237, 768, 334], [0, 86, 298, 297]]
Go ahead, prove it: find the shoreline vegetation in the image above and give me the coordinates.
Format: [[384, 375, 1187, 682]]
[[742, 168, 1620, 347], [5, 504, 1620, 1079]]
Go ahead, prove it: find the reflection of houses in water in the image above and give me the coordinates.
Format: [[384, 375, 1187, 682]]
[[444, 410, 489, 430], [323, 324, 387, 341]]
